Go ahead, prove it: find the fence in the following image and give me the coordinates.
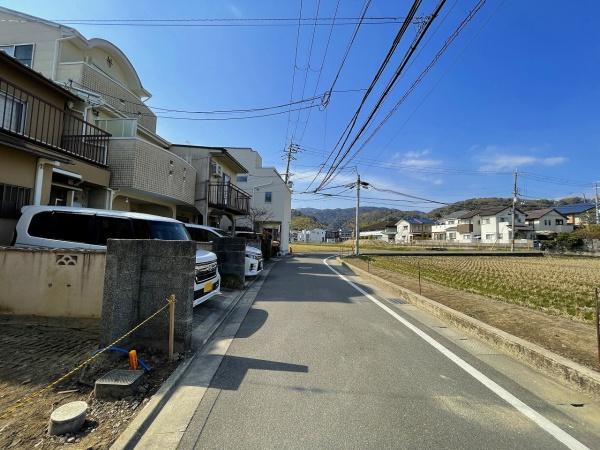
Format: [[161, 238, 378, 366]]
[[0, 247, 105, 318]]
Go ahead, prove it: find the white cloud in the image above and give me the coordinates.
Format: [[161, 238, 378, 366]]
[[478, 151, 568, 171], [227, 3, 243, 18], [389, 149, 441, 169]]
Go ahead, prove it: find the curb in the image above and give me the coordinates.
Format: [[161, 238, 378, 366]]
[[110, 264, 274, 449], [339, 257, 600, 399]]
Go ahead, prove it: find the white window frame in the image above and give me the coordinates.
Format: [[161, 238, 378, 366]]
[[0, 43, 35, 67]]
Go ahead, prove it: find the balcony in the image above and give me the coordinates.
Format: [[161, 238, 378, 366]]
[[208, 183, 250, 215], [457, 223, 473, 234], [0, 76, 110, 165]]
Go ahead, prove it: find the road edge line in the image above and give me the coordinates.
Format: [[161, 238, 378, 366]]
[[325, 256, 588, 450], [338, 257, 600, 401]]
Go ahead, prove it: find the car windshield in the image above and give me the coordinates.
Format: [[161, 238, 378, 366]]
[[131, 219, 190, 241]]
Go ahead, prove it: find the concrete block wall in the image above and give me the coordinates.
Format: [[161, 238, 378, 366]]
[[0, 247, 105, 318], [212, 237, 246, 286], [101, 240, 195, 353]]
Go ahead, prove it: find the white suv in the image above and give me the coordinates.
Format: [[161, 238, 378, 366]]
[[185, 224, 263, 277], [13, 206, 221, 306]]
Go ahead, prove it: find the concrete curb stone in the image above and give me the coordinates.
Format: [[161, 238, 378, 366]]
[[340, 257, 600, 400]]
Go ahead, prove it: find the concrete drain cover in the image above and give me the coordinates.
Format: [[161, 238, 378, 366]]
[[48, 401, 88, 435], [95, 369, 144, 400]]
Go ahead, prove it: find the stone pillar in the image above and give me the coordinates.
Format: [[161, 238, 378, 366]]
[[212, 237, 246, 288], [100, 239, 195, 353]]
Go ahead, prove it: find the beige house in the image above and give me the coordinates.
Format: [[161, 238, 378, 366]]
[[0, 6, 197, 219], [395, 217, 436, 242], [525, 208, 573, 238], [0, 51, 110, 244], [226, 148, 292, 253], [169, 145, 250, 229]]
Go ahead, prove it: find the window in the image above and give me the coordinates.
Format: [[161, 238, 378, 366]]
[[544, 219, 551, 226], [0, 183, 31, 219], [186, 227, 211, 242], [447, 220, 455, 225], [485, 233, 495, 240], [556, 219, 564, 225], [236, 175, 248, 183], [28, 211, 95, 244], [0, 91, 26, 133], [264, 191, 272, 203], [0, 44, 34, 67], [499, 217, 506, 223], [95, 118, 137, 137], [131, 220, 189, 240], [463, 234, 471, 240], [448, 232, 456, 240], [95, 216, 133, 245]]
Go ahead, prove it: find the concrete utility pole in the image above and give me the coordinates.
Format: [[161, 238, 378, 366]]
[[595, 182, 599, 224], [283, 143, 299, 184], [355, 173, 361, 256], [511, 169, 518, 252]]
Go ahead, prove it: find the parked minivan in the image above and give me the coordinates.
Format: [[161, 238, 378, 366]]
[[184, 224, 263, 277], [13, 206, 220, 306]]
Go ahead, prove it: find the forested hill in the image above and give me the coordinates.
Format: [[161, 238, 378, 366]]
[[293, 196, 587, 229]]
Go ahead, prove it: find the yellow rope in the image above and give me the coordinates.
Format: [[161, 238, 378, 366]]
[[0, 295, 176, 421]]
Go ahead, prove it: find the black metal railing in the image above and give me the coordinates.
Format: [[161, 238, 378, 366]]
[[208, 182, 251, 215], [0, 76, 110, 165]]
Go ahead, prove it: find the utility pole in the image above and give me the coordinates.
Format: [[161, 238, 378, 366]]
[[283, 143, 299, 184], [595, 182, 599, 224], [511, 169, 518, 252]]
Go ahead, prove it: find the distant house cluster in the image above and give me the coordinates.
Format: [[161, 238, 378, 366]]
[[356, 202, 596, 245]]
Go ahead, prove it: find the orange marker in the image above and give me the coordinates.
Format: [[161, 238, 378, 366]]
[[129, 350, 139, 370]]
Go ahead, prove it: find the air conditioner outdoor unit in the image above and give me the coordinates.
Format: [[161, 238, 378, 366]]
[[210, 162, 223, 178]]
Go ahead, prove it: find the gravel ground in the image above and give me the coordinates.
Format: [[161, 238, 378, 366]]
[[0, 315, 180, 450]]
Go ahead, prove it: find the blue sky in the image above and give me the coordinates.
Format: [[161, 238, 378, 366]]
[[4, 0, 600, 211]]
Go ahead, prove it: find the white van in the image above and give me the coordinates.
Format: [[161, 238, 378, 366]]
[[13, 206, 220, 306], [184, 224, 263, 277]]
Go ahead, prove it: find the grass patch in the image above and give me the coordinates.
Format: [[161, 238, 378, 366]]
[[350, 255, 600, 321]]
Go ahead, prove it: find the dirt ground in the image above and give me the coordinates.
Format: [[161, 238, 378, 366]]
[[0, 315, 179, 449], [345, 258, 600, 372]]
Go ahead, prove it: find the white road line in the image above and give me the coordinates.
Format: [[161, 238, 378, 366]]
[[324, 257, 589, 450]]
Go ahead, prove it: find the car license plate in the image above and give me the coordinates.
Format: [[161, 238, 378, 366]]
[[204, 281, 213, 293]]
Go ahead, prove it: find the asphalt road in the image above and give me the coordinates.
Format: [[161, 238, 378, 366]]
[[177, 254, 600, 449]]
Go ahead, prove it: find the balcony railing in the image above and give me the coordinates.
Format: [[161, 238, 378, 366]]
[[0, 76, 110, 165], [208, 183, 251, 215]]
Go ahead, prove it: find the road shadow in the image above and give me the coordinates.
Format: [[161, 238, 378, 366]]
[[235, 307, 268, 339], [208, 355, 308, 391]]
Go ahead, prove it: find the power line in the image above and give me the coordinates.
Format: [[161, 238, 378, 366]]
[[340, 0, 488, 172], [296, 0, 341, 144], [291, 0, 322, 142], [306, 0, 417, 192], [317, 0, 448, 190], [68, 79, 323, 115], [284, 0, 304, 150], [369, 185, 450, 205]]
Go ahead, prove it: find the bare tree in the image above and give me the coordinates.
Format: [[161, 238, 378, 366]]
[[246, 207, 274, 231]]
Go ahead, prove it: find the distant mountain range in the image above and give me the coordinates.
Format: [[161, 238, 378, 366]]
[[293, 196, 587, 230]]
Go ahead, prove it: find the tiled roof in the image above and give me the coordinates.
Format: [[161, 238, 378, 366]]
[[397, 217, 437, 225], [525, 208, 560, 220], [555, 203, 596, 215]]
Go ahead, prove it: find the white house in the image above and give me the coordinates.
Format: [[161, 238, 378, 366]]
[[360, 223, 397, 241], [525, 208, 573, 237], [455, 210, 481, 242], [227, 147, 292, 254], [479, 206, 529, 244], [431, 210, 470, 240], [395, 217, 436, 242], [297, 228, 326, 243]]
